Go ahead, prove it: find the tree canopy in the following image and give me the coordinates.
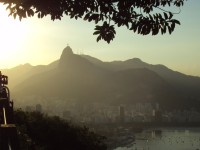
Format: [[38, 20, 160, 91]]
[[14, 110, 107, 150], [1, 0, 185, 43]]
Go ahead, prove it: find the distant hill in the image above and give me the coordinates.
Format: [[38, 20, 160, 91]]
[[1, 46, 200, 111], [81, 55, 200, 99], [1, 62, 57, 89]]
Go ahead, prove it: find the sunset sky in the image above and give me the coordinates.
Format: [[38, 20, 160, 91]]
[[0, 1, 200, 76]]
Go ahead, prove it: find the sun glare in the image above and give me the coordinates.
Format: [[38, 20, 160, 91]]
[[0, 4, 27, 68]]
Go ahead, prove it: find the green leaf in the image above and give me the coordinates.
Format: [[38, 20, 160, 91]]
[[96, 35, 101, 42], [168, 26, 172, 34], [171, 22, 175, 31], [164, 12, 168, 20], [93, 31, 100, 35], [173, 20, 181, 25], [169, 12, 173, 19], [94, 25, 101, 30], [84, 13, 90, 21]]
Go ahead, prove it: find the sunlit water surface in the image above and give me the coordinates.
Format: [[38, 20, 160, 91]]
[[115, 128, 200, 150]]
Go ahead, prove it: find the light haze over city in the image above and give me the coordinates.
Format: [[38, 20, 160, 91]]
[[0, 0, 200, 76]]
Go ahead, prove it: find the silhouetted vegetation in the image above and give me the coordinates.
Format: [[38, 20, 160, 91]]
[[14, 109, 107, 150], [2, 0, 185, 43]]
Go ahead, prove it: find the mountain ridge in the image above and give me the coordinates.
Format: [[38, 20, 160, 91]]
[[1, 46, 200, 111]]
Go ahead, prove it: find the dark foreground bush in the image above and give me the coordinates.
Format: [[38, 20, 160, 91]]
[[14, 110, 107, 150]]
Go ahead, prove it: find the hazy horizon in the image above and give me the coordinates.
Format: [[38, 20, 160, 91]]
[[1, 49, 200, 78]]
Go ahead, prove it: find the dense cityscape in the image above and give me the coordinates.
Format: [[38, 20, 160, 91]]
[[24, 100, 200, 125]]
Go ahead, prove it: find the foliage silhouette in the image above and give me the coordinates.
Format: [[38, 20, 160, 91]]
[[1, 0, 185, 43], [14, 109, 107, 150]]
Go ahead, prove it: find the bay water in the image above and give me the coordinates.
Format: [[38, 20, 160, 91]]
[[114, 128, 200, 150]]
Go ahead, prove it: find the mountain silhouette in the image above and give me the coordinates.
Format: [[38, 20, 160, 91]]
[[81, 55, 200, 99], [11, 46, 111, 105], [1, 46, 200, 110]]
